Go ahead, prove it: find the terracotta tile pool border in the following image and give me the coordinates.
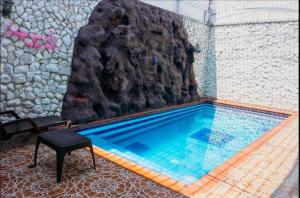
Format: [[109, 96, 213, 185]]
[[80, 98, 297, 197]]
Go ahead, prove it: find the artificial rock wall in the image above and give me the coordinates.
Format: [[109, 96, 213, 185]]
[[62, 0, 200, 123]]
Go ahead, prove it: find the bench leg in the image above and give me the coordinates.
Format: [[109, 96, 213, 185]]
[[56, 151, 65, 183], [89, 145, 96, 170], [28, 138, 40, 168]]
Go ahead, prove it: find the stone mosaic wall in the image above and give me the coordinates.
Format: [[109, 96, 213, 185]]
[[204, 22, 299, 111], [0, 0, 99, 117]]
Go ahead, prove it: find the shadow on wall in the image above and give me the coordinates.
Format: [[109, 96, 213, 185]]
[[203, 25, 217, 98]]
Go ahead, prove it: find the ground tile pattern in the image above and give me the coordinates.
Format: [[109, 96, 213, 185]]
[[191, 113, 299, 198], [0, 134, 187, 198]]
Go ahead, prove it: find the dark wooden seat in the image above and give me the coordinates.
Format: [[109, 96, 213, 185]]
[[0, 110, 71, 140], [28, 130, 96, 183]]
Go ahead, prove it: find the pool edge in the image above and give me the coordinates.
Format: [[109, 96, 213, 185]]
[[83, 98, 298, 197]]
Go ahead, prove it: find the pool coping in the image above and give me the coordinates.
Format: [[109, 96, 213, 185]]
[[80, 98, 297, 197]]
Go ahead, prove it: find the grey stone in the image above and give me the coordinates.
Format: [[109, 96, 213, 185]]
[[7, 53, 16, 64], [16, 6, 24, 16], [7, 99, 21, 106], [0, 94, 5, 101], [41, 72, 50, 79], [62, 34, 72, 46], [43, 86, 49, 92], [35, 53, 43, 61], [1, 38, 11, 47], [20, 93, 26, 100], [20, 53, 35, 65], [47, 92, 54, 98], [59, 61, 69, 67], [7, 90, 15, 100], [54, 75, 61, 81], [15, 40, 24, 48], [7, 45, 15, 52], [3, 64, 13, 76], [15, 49, 24, 57], [47, 80, 54, 86], [34, 105, 43, 113], [33, 88, 41, 95], [15, 106, 24, 112], [34, 98, 41, 105], [59, 67, 71, 75], [57, 85, 67, 94], [43, 105, 50, 111], [51, 98, 59, 104], [1, 46, 7, 57], [50, 104, 58, 111], [58, 52, 68, 59], [48, 86, 56, 92], [7, 83, 14, 90], [13, 74, 27, 84], [42, 98, 50, 105], [45, 64, 59, 73], [40, 93, 47, 98], [25, 86, 33, 92], [24, 101, 34, 108], [14, 66, 29, 74], [0, 85, 7, 93], [56, 39, 63, 47], [27, 113, 38, 118], [24, 82, 31, 87], [26, 92, 35, 101], [30, 63, 40, 72], [55, 93, 64, 100], [1, 74, 12, 83], [62, 76, 68, 81], [34, 75, 42, 82], [26, 72, 35, 82], [21, 19, 31, 30]]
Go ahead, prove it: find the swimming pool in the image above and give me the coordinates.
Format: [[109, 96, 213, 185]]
[[79, 102, 287, 184]]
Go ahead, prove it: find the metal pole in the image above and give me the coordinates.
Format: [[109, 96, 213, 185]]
[[176, 0, 180, 14]]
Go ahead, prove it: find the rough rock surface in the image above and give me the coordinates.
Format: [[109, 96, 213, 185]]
[[62, 0, 200, 123]]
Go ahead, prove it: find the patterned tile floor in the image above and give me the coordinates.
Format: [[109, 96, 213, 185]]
[[0, 134, 187, 198], [0, 113, 298, 198]]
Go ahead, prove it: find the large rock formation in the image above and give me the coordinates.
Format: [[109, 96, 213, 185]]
[[62, 0, 200, 124]]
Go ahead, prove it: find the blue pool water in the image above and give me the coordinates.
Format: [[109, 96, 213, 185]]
[[79, 103, 286, 184]]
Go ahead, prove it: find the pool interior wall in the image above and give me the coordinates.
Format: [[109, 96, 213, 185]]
[[79, 102, 287, 184]]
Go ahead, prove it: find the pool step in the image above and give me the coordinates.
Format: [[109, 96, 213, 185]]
[[79, 104, 205, 136], [108, 110, 200, 145], [99, 107, 201, 141]]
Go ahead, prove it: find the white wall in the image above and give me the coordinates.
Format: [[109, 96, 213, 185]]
[[202, 0, 299, 111], [212, 0, 298, 25], [204, 22, 298, 111]]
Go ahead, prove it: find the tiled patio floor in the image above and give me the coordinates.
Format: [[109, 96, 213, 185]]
[[0, 134, 187, 198], [0, 113, 298, 198], [191, 113, 299, 198]]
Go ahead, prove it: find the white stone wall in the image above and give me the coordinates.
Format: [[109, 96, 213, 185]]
[[204, 22, 299, 111], [0, 0, 99, 117]]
